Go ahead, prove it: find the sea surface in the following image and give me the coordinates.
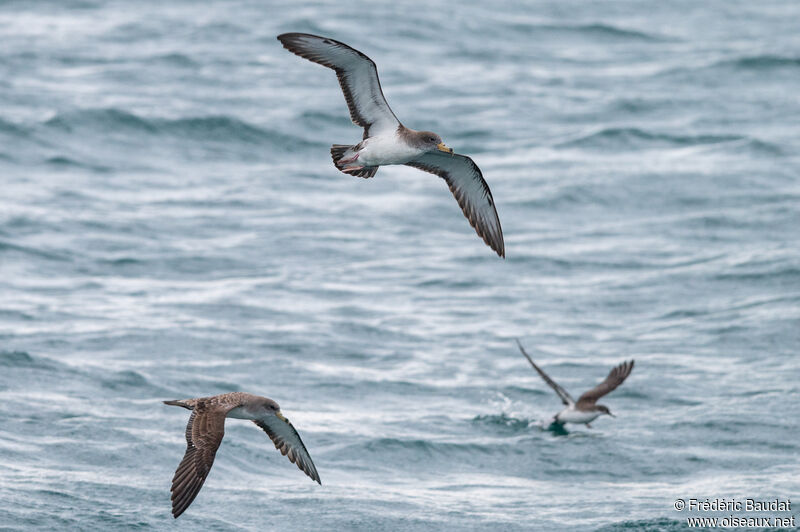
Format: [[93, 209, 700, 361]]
[[1, 1, 799, 530]]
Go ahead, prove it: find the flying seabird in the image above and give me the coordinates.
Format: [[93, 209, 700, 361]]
[[516, 340, 634, 428], [163, 392, 320, 518], [277, 32, 505, 257]]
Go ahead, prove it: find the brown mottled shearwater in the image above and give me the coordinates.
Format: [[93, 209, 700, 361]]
[[277, 33, 504, 257], [163, 392, 320, 518], [516, 340, 634, 428]]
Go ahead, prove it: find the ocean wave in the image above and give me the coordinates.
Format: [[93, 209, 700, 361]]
[[565, 23, 666, 42], [0, 309, 34, 321], [45, 156, 111, 172], [158, 115, 274, 143], [517, 186, 610, 209], [508, 22, 667, 42], [607, 98, 678, 115], [44, 108, 156, 134], [0, 117, 52, 156], [557, 127, 743, 150], [0, 240, 72, 261], [714, 265, 800, 282], [0, 117, 29, 136], [717, 54, 800, 71], [0, 350, 37, 368], [356, 437, 511, 457], [40, 108, 315, 150], [595, 518, 684, 531], [656, 54, 800, 82], [739, 139, 785, 156], [99, 369, 156, 391], [472, 414, 533, 433], [150, 52, 198, 68], [0, 350, 57, 371], [299, 110, 353, 129]]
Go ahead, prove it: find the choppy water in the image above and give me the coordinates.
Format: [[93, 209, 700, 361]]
[[1, 1, 799, 530]]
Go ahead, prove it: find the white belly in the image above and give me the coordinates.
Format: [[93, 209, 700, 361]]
[[358, 132, 422, 166], [556, 407, 600, 424]]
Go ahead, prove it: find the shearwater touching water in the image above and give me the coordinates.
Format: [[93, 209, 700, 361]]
[[277, 32, 504, 257], [516, 340, 634, 428], [163, 392, 320, 518]]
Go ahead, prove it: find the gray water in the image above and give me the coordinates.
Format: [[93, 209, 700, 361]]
[[1, 1, 799, 530]]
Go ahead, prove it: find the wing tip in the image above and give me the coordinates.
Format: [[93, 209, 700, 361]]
[[276, 32, 316, 54], [170, 491, 189, 518], [515, 338, 528, 355], [276, 33, 301, 53], [277, 32, 307, 43], [480, 228, 504, 257], [464, 210, 504, 258], [164, 399, 192, 409]]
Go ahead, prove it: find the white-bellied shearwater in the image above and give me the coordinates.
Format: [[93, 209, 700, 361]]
[[277, 33, 505, 257], [516, 340, 634, 428], [163, 392, 320, 518]]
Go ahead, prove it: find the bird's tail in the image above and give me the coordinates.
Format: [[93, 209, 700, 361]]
[[330, 144, 378, 178], [163, 399, 193, 410], [330, 144, 353, 166]]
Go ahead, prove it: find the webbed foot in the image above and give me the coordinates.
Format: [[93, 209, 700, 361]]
[[342, 166, 365, 174], [338, 153, 359, 165]]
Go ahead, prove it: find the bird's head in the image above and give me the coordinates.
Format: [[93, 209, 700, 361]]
[[596, 405, 614, 417], [418, 131, 452, 154], [259, 398, 286, 421]]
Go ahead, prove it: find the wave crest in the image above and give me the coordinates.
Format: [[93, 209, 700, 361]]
[[558, 127, 743, 150]]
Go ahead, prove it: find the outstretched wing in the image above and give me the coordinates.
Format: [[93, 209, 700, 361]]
[[576, 360, 635, 407], [278, 33, 400, 139], [406, 151, 504, 257], [253, 414, 321, 484], [516, 340, 574, 406], [170, 403, 231, 518]]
